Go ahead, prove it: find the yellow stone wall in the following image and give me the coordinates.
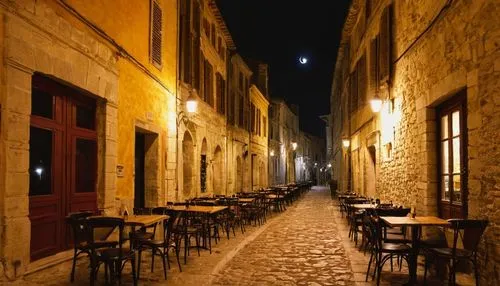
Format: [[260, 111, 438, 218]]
[[62, 0, 178, 206]]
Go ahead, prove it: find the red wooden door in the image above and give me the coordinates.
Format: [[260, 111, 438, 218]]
[[29, 75, 97, 261]]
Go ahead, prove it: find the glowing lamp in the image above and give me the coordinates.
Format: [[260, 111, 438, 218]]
[[270, 150, 275, 157], [327, 163, 332, 168], [291, 142, 297, 150], [342, 139, 350, 148], [370, 96, 382, 113], [186, 93, 198, 113]]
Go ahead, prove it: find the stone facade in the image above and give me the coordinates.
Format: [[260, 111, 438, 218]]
[[249, 85, 269, 190], [268, 99, 300, 185], [330, 0, 500, 284]]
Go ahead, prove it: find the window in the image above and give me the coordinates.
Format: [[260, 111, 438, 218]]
[[437, 91, 468, 219], [203, 18, 210, 38], [216, 73, 225, 115], [250, 103, 256, 133], [357, 53, 367, 105], [150, 0, 163, 68], [349, 71, 358, 114], [263, 116, 267, 138], [204, 60, 214, 107], [379, 4, 393, 84], [369, 36, 379, 95]]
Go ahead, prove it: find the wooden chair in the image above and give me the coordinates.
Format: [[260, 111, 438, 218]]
[[86, 217, 137, 286], [424, 219, 489, 286]]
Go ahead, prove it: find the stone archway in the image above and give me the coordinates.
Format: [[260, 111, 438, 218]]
[[212, 146, 223, 194], [182, 132, 194, 197], [200, 138, 208, 194], [236, 156, 242, 193]]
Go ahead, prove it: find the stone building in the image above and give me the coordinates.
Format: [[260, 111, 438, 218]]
[[330, 0, 499, 283], [249, 80, 269, 191], [0, 0, 273, 280], [0, 0, 178, 278], [268, 98, 299, 185], [176, 0, 234, 200]]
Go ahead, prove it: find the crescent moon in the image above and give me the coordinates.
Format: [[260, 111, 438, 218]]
[[299, 57, 308, 64]]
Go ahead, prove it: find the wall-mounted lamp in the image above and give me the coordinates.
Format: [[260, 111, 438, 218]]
[[186, 92, 198, 113], [327, 163, 332, 168], [291, 142, 297, 150], [270, 150, 275, 157], [370, 95, 382, 113], [342, 138, 351, 148]]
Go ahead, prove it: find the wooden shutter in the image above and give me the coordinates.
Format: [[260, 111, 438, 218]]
[[379, 4, 393, 85], [349, 70, 358, 114], [204, 61, 213, 106], [357, 54, 367, 106], [150, 0, 162, 68], [369, 36, 379, 96]]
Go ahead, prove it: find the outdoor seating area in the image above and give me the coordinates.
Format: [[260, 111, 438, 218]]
[[336, 192, 489, 285], [65, 182, 313, 285]]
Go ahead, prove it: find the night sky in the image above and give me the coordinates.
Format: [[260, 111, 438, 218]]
[[217, 0, 351, 137]]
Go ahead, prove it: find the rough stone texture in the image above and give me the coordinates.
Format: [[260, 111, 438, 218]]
[[212, 187, 354, 285], [330, 0, 500, 284]]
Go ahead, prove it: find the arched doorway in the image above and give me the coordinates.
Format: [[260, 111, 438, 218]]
[[182, 132, 194, 197], [236, 156, 242, 193], [212, 146, 223, 194], [200, 139, 208, 194]]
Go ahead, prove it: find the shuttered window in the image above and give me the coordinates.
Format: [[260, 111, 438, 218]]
[[204, 60, 213, 107], [349, 71, 358, 114], [150, 0, 163, 68], [251, 104, 256, 133], [379, 4, 393, 84], [369, 36, 379, 96], [357, 53, 367, 106], [216, 73, 225, 115]]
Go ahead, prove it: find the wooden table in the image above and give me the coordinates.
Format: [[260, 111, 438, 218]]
[[238, 198, 255, 203], [380, 216, 450, 285], [169, 205, 227, 214], [352, 204, 376, 209], [90, 214, 168, 240]]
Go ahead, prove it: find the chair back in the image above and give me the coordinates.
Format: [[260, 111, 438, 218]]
[[375, 208, 410, 217], [449, 219, 488, 252], [85, 217, 125, 256], [133, 207, 152, 215], [66, 211, 94, 246]]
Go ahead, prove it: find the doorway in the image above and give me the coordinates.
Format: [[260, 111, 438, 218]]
[[135, 133, 145, 209], [29, 74, 98, 261]]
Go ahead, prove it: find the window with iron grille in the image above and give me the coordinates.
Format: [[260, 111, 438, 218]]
[[150, 0, 162, 69]]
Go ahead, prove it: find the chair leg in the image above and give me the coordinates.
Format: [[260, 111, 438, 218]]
[[131, 258, 137, 286], [175, 242, 182, 272], [473, 256, 480, 286], [70, 249, 77, 282], [162, 250, 167, 280], [366, 251, 374, 282], [151, 248, 155, 272], [137, 249, 142, 281]]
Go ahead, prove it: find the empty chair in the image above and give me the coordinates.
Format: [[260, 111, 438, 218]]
[[424, 219, 489, 286], [86, 217, 137, 286]]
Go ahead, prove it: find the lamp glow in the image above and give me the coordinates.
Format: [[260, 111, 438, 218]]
[[370, 97, 383, 113], [342, 139, 350, 148], [291, 142, 297, 150], [270, 150, 275, 157], [314, 162, 318, 166], [327, 163, 332, 168], [186, 93, 198, 113], [35, 167, 43, 176]]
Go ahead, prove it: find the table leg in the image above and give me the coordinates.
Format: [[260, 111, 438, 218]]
[[408, 225, 421, 285]]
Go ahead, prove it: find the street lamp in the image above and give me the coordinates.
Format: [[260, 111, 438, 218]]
[[186, 92, 198, 113], [342, 138, 350, 148], [327, 163, 332, 168], [370, 95, 382, 113]]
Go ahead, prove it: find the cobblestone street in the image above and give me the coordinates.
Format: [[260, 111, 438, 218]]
[[212, 186, 354, 285]]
